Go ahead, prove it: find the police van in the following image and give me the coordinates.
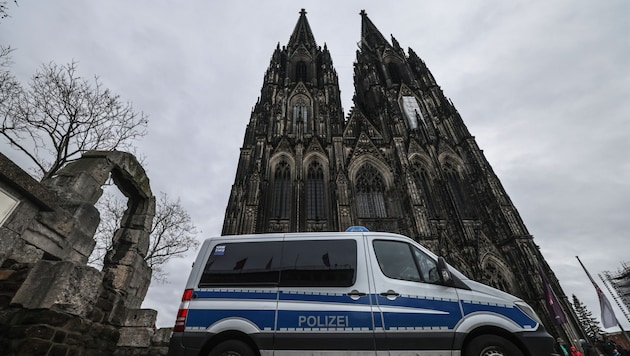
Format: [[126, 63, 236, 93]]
[[167, 228, 556, 356]]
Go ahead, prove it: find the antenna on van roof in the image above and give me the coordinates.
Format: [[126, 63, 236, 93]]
[[345, 226, 369, 232]]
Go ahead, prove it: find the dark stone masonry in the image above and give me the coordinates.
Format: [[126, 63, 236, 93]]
[[0, 151, 171, 356]]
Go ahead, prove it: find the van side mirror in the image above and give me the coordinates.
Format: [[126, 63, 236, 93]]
[[437, 257, 454, 286]]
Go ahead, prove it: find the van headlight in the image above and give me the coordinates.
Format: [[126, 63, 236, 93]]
[[515, 301, 542, 325]]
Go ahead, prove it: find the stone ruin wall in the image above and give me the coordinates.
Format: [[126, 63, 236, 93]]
[[0, 151, 172, 356]]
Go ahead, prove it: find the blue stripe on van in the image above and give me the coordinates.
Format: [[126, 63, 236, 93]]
[[376, 295, 462, 329], [461, 301, 538, 328], [279, 291, 371, 305]]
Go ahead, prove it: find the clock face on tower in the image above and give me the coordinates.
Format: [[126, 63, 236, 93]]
[[401, 96, 423, 129]]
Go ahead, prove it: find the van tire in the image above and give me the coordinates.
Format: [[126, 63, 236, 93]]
[[208, 340, 255, 356], [466, 335, 524, 356]]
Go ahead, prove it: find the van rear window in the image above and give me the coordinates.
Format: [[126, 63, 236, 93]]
[[199, 241, 282, 286], [199, 239, 356, 287]]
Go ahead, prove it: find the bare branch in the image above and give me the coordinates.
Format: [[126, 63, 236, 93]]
[[90, 191, 200, 282], [0, 61, 147, 180]]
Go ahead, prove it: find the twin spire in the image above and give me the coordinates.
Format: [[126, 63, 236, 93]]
[[287, 9, 392, 52], [287, 8, 317, 50]]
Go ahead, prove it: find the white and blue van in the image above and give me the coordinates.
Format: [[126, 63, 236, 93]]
[[167, 229, 556, 356]]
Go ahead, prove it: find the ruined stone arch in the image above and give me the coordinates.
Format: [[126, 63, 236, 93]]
[[44, 151, 156, 310]]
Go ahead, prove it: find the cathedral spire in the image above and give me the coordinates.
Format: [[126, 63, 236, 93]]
[[288, 8, 317, 51], [359, 10, 390, 51]]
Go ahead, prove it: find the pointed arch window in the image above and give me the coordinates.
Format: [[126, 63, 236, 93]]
[[296, 61, 308, 82], [272, 160, 291, 219], [444, 164, 470, 218], [387, 62, 401, 84], [412, 165, 436, 217], [306, 161, 326, 220], [292, 97, 309, 133], [483, 263, 510, 292], [401, 96, 423, 129], [356, 164, 387, 218]]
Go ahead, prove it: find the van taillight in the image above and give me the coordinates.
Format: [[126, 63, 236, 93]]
[[173, 288, 193, 332]]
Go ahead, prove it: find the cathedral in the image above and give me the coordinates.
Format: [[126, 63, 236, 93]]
[[221, 9, 583, 339]]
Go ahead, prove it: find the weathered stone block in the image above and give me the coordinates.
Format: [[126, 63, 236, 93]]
[[8, 241, 44, 265], [53, 329, 66, 343], [116, 326, 154, 348], [122, 309, 157, 327], [11, 308, 73, 327], [11, 260, 102, 317], [111, 228, 150, 253], [20, 219, 71, 260], [25, 324, 56, 340], [151, 327, 173, 346], [49, 344, 69, 356], [15, 338, 52, 355], [47, 167, 104, 203]]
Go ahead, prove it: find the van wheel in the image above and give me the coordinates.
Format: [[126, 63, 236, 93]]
[[466, 335, 524, 356], [209, 340, 255, 356]]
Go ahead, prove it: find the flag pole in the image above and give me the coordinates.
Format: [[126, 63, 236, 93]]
[[576, 256, 630, 345]]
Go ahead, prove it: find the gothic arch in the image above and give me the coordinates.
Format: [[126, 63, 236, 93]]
[[288, 94, 311, 133], [437, 151, 465, 173], [290, 45, 312, 62], [408, 156, 437, 217], [387, 62, 402, 84], [348, 156, 394, 189], [349, 160, 392, 219], [303, 151, 329, 178], [382, 53, 409, 85], [305, 160, 327, 220], [269, 152, 296, 175], [481, 255, 515, 293], [408, 152, 434, 172], [294, 60, 309, 82], [268, 153, 295, 220], [439, 153, 475, 218]]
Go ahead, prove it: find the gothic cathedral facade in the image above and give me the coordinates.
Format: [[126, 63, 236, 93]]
[[222, 9, 582, 339]]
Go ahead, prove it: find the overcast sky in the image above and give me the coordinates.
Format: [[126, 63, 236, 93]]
[[2, 1, 629, 331]]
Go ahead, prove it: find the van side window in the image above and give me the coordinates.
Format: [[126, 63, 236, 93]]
[[411, 246, 440, 283], [280, 240, 356, 287], [373, 240, 421, 282], [199, 242, 282, 286]]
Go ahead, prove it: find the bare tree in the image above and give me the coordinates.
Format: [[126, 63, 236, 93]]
[[2, 56, 196, 281], [0, 61, 147, 180], [0, 46, 21, 128], [1, 0, 17, 21], [91, 191, 200, 281]]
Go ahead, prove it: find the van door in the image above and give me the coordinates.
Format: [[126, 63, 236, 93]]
[[367, 237, 463, 355], [274, 235, 377, 355]]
